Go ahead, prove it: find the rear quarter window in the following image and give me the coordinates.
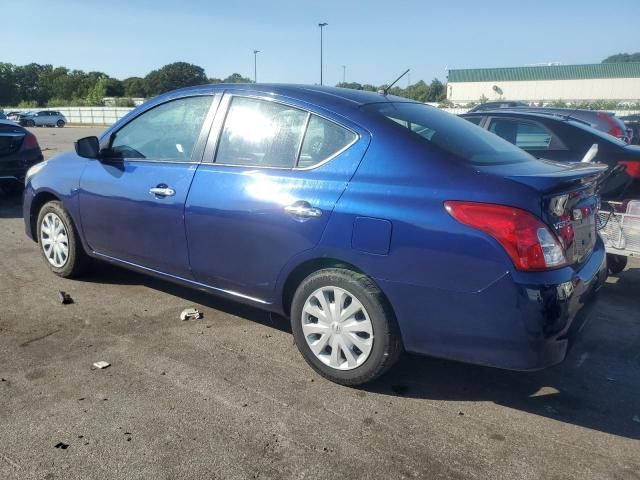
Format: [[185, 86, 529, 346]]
[[363, 102, 535, 165]]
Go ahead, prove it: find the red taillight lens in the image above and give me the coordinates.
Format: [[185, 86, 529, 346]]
[[445, 201, 567, 271], [619, 160, 640, 179], [597, 112, 624, 139], [21, 131, 39, 151]]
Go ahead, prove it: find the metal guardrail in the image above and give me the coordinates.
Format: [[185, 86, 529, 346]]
[[1, 107, 134, 125]]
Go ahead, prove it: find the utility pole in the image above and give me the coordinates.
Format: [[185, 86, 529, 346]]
[[318, 23, 328, 85], [253, 50, 260, 83]]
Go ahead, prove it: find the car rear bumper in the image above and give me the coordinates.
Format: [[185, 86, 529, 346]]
[[377, 237, 607, 371]]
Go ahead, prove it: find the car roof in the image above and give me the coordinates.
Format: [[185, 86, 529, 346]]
[[462, 109, 591, 124], [160, 83, 418, 108]]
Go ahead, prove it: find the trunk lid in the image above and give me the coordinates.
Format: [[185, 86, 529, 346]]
[[477, 158, 607, 265], [0, 125, 26, 159]]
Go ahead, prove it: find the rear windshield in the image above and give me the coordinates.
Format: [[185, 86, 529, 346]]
[[362, 102, 536, 165]]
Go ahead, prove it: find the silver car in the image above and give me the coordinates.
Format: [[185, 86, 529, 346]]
[[20, 111, 67, 128]]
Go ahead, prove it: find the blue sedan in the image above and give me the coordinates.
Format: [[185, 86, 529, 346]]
[[23, 84, 607, 385]]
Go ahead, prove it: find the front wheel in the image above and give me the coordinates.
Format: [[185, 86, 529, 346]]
[[37, 201, 90, 278], [25, 120, 35, 127], [56, 120, 65, 128], [290, 268, 402, 385]]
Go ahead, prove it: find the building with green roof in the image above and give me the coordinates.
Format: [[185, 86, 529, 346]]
[[446, 63, 640, 104]]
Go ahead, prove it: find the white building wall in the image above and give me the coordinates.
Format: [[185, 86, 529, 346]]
[[448, 78, 640, 103]]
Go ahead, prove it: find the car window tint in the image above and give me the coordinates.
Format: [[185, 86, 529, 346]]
[[216, 97, 307, 168], [489, 119, 555, 150], [362, 102, 535, 165], [298, 115, 356, 168], [111, 96, 212, 161], [464, 116, 483, 126]]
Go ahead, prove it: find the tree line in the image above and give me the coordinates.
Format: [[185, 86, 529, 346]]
[[0, 60, 448, 108], [0, 62, 252, 108], [337, 78, 447, 103]]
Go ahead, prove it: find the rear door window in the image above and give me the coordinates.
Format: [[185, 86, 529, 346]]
[[488, 118, 565, 150], [215, 97, 308, 168]]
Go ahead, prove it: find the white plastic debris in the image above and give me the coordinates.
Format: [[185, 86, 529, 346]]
[[180, 308, 203, 321], [93, 361, 111, 369]]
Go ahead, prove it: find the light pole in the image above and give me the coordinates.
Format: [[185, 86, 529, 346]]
[[318, 22, 328, 85], [342, 65, 346, 84], [253, 50, 260, 83]]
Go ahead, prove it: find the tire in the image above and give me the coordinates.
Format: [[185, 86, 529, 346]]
[[56, 120, 65, 128], [36, 201, 90, 278], [25, 120, 35, 127], [607, 254, 628, 275], [290, 268, 402, 386]]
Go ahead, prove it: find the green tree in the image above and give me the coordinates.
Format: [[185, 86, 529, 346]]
[[144, 62, 208, 96], [86, 78, 107, 106], [223, 73, 252, 83], [602, 52, 640, 63], [0, 63, 19, 105], [122, 77, 146, 97], [104, 78, 124, 97], [427, 79, 445, 102]]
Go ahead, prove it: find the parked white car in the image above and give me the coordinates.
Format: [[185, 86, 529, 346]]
[[20, 111, 67, 128]]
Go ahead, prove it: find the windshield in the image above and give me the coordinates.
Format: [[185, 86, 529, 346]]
[[362, 102, 537, 165]]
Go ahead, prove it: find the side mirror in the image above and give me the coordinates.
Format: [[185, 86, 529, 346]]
[[75, 136, 100, 159]]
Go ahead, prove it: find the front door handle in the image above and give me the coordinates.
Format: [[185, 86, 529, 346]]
[[284, 201, 322, 218], [149, 185, 175, 197]]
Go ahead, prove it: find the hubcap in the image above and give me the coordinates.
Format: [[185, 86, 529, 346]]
[[40, 212, 69, 268], [301, 286, 374, 370]]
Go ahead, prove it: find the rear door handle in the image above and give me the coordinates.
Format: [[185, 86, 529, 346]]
[[149, 185, 175, 197], [284, 201, 322, 218]]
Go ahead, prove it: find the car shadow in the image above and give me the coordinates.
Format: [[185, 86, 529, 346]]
[[80, 260, 640, 441], [85, 262, 291, 334], [0, 191, 23, 218]]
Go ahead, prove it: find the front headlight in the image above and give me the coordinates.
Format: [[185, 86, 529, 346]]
[[25, 160, 48, 185]]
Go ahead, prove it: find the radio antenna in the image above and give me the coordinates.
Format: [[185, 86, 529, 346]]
[[382, 68, 410, 96]]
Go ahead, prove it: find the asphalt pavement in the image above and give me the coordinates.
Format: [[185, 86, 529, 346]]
[[0, 127, 638, 479]]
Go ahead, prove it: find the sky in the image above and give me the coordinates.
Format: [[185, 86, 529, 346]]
[[4, 0, 640, 86]]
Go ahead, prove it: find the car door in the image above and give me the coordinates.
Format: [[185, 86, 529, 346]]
[[79, 94, 219, 278], [33, 112, 45, 126], [185, 93, 369, 302], [486, 116, 574, 162]]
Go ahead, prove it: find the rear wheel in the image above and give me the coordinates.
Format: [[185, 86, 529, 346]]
[[36, 201, 89, 278], [290, 268, 402, 385], [607, 254, 628, 275], [56, 120, 65, 128]]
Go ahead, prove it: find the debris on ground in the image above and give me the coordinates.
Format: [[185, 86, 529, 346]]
[[92, 361, 111, 369], [54, 442, 69, 450], [180, 307, 203, 321], [58, 291, 73, 305]]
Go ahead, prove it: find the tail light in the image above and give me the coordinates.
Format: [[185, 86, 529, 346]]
[[618, 160, 640, 179], [597, 112, 625, 141], [21, 131, 40, 151], [445, 201, 567, 271]]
